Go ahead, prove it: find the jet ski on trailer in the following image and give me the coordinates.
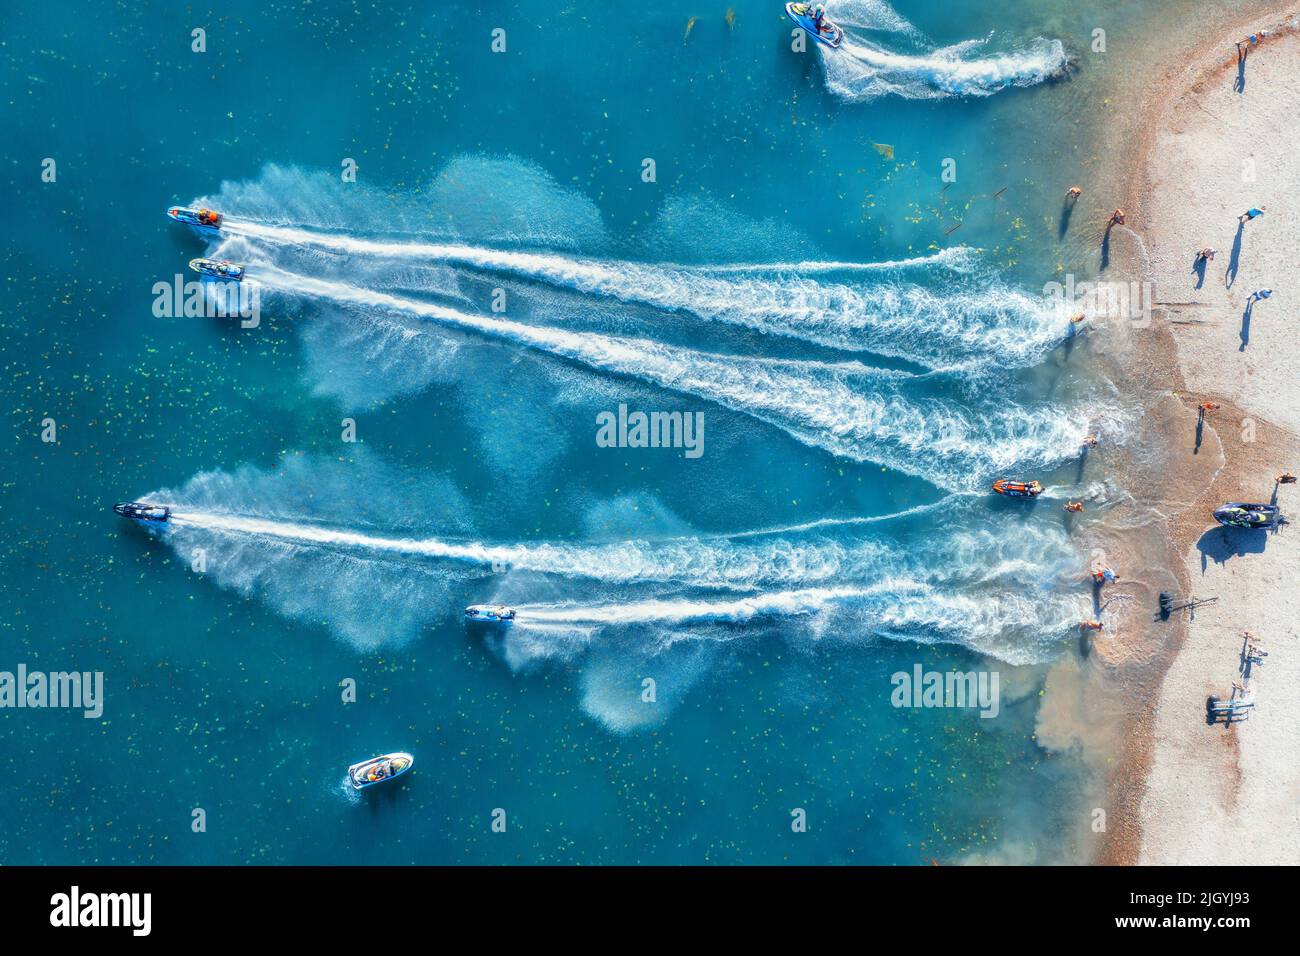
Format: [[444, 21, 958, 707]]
[[167, 206, 222, 230], [992, 479, 1043, 498], [465, 604, 516, 624], [786, 2, 843, 49], [1213, 503, 1284, 529], [188, 257, 245, 281], [113, 502, 171, 523], [348, 752, 413, 790]]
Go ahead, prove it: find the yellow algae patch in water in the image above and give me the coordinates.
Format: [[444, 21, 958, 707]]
[[871, 142, 895, 161]]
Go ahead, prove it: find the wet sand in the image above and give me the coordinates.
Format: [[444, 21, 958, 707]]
[[1106, 7, 1300, 865]]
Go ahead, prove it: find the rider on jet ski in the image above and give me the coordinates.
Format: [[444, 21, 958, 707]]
[[811, 2, 827, 32]]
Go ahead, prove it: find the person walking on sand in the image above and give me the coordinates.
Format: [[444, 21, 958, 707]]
[[1248, 288, 1273, 303], [1066, 186, 1082, 200], [1196, 247, 1217, 262], [1198, 401, 1221, 414], [1276, 472, 1297, 485], [1239, 205, 1266, 224], [1065, 501, 1084, 513], [1108, 208, 1125, 227]]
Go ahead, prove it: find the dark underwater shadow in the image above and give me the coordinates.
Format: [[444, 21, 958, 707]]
[[1058, 199, 1077, 240]]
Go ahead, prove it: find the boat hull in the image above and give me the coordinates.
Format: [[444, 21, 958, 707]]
[[992, 479, 1042, 498], [348, 752, 414, 790], [465, 605, 516, 624], [113, 502, 171, 523], [188, 258, 245, 281], [1213, 503, 1281, 528], [168, 207, 221, 229]]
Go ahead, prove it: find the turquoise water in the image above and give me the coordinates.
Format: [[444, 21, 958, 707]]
[[0, 0, 1223, 864]]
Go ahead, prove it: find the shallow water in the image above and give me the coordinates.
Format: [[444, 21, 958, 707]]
[[0, 0, 1272, 864]]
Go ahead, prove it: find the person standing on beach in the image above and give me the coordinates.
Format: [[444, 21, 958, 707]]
[[1248, 288, 1273, 303], [1239, 205, 1266, 223], [1108, 208, 1125, 226], [1196, 247, 1217, 262], [1276, 472, 1297, 485], [1066, 186, 1082, 200]]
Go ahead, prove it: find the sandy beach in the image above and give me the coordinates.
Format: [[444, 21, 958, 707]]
[[1118, 8, 1300, 865]]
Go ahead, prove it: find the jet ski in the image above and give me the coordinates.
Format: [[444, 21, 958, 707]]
[[992, 479, 1043, 498], [465, 604, 516, 624], [167, 206, 222, 229], [188, 257, 244, 281], [786, 2, 843, 49], [1213, 503, 1283, 529], [113, 502, 171, 523], [348, 752, 413, 790]]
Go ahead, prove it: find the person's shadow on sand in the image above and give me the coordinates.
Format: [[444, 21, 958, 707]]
[[1192, 253, 1209, 289], [1225, 220, 1244, 288], [1194, 413, 1205, 453], [1235, 48, 1248, 93], [1198, 525, 1268, 571], [1239, 300, 1254, 350]]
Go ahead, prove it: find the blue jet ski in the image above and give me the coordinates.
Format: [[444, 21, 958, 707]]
[[465, 604, 516, 624], [189, 257, 245, 281], [113, 502, 171, 523], [348, 752, 414, 790], [168, 206, 222, 229], [786, 2, 843, 49], [1213, 503, 1283, 529]]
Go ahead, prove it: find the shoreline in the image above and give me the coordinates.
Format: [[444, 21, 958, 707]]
[[1098, 4, 1300, 865]]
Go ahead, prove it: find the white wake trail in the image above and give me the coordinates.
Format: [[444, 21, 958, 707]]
[[823, 33, 1068, 102], [167, 509, 877, 588], [229, 223, 1061, 367], [517, 586, 873, 626], [251, 266, 1090, 490]]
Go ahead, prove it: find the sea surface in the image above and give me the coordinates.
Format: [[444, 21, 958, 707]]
[[0, 0, 1263, 864]]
